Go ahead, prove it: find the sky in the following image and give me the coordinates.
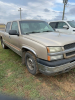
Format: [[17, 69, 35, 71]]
[[0, 0, 75, 24]]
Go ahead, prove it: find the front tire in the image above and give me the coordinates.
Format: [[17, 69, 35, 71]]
[[25, 51, 39, 75]]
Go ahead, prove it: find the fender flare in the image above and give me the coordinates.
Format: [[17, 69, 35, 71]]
[[22, 46, 37, 57]]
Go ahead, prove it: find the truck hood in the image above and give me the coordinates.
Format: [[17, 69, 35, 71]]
[[23, 32, 75, 46]]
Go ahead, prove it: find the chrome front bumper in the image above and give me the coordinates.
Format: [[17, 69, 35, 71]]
[[38, 61, 75, 75]]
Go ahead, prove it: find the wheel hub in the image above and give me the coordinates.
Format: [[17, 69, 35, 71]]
[[27, 57, 34, 70]]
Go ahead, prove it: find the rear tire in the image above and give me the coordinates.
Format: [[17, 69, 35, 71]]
[[1, 39, 8, 49], [25, 51, 39, 75]]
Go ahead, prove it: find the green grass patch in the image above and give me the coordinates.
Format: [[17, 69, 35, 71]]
[[0, 43, 44, 99], [0, 43, 75, 100]]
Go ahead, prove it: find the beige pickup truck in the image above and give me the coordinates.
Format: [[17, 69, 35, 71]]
[[0, 20, 75, 75]]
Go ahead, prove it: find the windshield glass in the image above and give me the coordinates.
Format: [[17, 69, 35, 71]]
[[19, 21, 54, 35], [68, 21, 75, 28]]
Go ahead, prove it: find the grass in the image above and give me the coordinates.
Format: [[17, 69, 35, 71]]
[[0, 43, 75, 100]]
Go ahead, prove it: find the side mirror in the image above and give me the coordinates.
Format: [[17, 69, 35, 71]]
[[63, 25, 69, 29], [9, 30, 19, 36]]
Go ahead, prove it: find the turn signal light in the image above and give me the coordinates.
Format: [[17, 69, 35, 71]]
[[47, 56, 50, 61], [47, 47, 50, 53]]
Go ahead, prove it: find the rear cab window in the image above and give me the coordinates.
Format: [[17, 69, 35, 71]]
[[6, 22, 11, 33]]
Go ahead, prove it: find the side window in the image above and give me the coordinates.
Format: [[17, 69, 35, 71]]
[[6, 22, 11, 33], [49, 22, 57, 29], [57, 22, 68, 29], [11, 21, 18, 33]]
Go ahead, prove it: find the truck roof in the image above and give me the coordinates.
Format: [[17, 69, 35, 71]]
[[7, 19, 45, 23], [48, 20, 75, 23]]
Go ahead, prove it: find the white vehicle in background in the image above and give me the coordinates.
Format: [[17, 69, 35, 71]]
[[49, 20, 75, 34]]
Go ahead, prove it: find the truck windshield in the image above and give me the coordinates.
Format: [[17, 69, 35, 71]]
[[67, 21, 75, 28], [19, 21, 54, 35]]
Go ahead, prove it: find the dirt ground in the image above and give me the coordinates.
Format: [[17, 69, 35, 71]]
[[34, 70, 75, 100]]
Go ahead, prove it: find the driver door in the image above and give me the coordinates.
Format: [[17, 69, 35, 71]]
[[9, 21, 21, 53]]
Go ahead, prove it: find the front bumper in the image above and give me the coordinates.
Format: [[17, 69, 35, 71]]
[[37, 56, 75, 75]]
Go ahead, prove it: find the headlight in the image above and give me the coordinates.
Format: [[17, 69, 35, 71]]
[[50, 55, 63, 61], [47, 47, 63, 61], [49, 47, 62, 53]]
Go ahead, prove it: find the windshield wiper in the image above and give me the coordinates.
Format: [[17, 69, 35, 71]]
[[25, 31, 40, 34], [42, 30, 53, 32]]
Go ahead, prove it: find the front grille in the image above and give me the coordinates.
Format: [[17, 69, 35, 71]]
[[64, 43, 75, 57], [64, 43, 75, 50], [66, 51, 75, 56]]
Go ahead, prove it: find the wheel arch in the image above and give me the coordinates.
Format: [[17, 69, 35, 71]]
[[22, 46, 37, 65], [22, 46, 37, 57]]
